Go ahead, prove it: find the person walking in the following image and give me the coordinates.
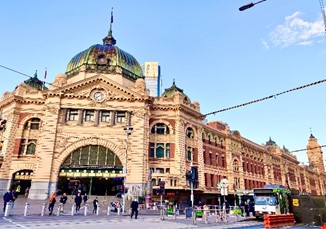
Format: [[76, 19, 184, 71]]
[[3, 190, 12, 212], [83, 193, 88, 204], [48, 193, 56, 215], [130, 198, 139, 219], [59, 193, 68, 213], [75, 192, 82, 212], [93, 197, 99, 214], [24, 187, 30, 198], [11, 190, 18, 208]]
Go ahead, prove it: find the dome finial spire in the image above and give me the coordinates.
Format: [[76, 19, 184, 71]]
[[103, 7, 116, 46]]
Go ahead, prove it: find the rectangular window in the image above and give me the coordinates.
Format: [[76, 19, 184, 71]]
[[26, 139, 36, 155], [85, 110, 94, 121], [165, 143, 170, 158], [222, 156, 225, 167], [155, 168, 164, 173], [156, 143, 164, 158], [187, 147, 192, 161], [30, 122, 40, 130], [68, 109, 78, 121], [19, 139, 26, 155], [101, 111, 110, 122], [209, 153, 212, 165], [116, 112, 126, 123], [210, 174, 214, 187], [216, 155, 219, 166], [150, 143, 155, 158]]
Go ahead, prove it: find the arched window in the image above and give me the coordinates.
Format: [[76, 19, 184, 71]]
[[24, 118, 41, 130], [208, 134, 212, 144], [233, 159, 239, 172], [19, 139, 37, 155], [62, 145, 122, 168], [202, 132, 206, 142], [214, 136, 218, 146], [151, 123, 170, 135], [186, 127, 194, 139]]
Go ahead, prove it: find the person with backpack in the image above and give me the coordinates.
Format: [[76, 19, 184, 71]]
[[48, 193, 56, 215], [59, 193, 67, 213]]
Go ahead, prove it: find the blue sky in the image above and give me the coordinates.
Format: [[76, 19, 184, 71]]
[[0, 1, 325, 164]]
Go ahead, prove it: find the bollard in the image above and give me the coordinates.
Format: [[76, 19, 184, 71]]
[[56, 203, 62, 216], [192, 209, 197, 225], [205, 210, 208, 224], [107, 205, 110, 216], [24, 202, 30, 216], [41, 203, 47, 216], [71, 203, 75, 216], [84, 204, 88, 216], [4, 202, 11, 217], [117, 206, 120, 216], [96, 203, 100, 215]]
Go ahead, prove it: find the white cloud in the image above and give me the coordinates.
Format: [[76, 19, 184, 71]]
[[269, 11, 325, 47], [261, 39, 270, 49]]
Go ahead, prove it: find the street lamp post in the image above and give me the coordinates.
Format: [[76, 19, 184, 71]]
[[239, 0, 267, 11], [122, 121, 133, 213]]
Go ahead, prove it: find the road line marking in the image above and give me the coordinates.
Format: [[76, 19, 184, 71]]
[[3, 217, 29, 229]]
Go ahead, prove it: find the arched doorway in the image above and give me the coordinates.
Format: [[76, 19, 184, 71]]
[[12, 170, 33, 195], [57, 145, 124, 196]]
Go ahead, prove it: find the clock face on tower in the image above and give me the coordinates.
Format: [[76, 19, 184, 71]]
[[93, 91, 105, 102]]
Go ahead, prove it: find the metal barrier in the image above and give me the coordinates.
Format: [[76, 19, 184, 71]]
[[96, 203, 100, 215]]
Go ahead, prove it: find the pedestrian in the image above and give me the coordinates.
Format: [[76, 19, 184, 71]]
[[93, 197, 99, 214], [11, 190, 18, 208], [75, 191, 82, 212], [24, 187, 30, 198], [59, 193, 68, 213], [15, 183, 21, 194], [3, 190, 12, 212], [130, 198, 139, 219], [83, 193, 88, 204], [48, 193, 56, 215]]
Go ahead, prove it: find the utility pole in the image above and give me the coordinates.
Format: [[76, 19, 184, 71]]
[[122, 113, 133, 213]]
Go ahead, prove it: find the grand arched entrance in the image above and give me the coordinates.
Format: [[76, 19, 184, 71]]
[[12, 170, 33, 195], [57, 145, 124, 196]]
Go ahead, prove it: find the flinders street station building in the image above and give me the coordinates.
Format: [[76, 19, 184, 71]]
[[0, 22, 325, 204]]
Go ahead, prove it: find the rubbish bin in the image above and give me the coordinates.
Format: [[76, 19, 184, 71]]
[[186, 208, 193, 218]]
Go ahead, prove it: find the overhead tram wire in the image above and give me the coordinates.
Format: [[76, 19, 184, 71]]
[[1, 64, 326, 155], [0, 64, 89, 97], [202, 78, 326, 118]]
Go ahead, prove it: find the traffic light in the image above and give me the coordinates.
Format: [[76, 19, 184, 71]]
[[191, 166, 198, 181], [159, 180, 165, 195]]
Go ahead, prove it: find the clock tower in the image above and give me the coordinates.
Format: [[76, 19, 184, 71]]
[[307, 134, 324, 172]]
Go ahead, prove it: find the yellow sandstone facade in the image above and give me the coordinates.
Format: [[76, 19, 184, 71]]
[[0, 25, 325, 203]]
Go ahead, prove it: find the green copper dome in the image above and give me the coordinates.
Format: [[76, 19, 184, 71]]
[[65, 44, 142, 80]]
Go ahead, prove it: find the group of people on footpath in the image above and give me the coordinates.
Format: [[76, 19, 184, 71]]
[[47, 191, 100, 216], [2, 189, 19, 213]]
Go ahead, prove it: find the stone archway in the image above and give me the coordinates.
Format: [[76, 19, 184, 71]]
[[55, 138, 126, 196]]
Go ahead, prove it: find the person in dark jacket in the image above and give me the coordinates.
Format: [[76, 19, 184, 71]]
[[59, 193, 68, 213], [93, 197, 99, 214], [83, 193, 88, 204], [3, 190, 12, 212], [130, 199, 139, 219], [75, 192, 82, 212]]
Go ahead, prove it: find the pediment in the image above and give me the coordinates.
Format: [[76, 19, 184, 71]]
[[46, 75, 145, 102]]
